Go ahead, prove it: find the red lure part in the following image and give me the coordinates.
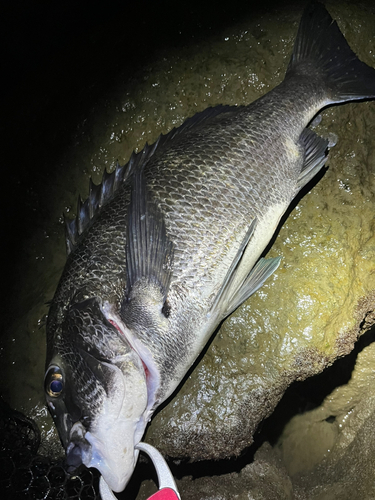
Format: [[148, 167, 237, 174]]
[[147, 488, 180, 500]]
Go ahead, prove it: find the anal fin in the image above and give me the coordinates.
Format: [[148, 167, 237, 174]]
[[224, 256, 281, 317], [296, 128, 328, 191], [210, 219, 281, 319]]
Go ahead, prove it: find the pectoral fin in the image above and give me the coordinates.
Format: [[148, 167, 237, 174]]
[[125, 167, 174, 307]]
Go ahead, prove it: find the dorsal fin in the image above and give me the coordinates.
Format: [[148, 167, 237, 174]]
[[125, 166, 174, 303], [64, 161, 128, 255], [64, 104, 237, 255]]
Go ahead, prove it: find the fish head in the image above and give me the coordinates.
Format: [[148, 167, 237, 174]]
[[45, 297, 148, 492]]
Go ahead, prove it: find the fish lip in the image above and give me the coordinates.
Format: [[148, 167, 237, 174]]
[[66, 442, 86, 471], [84, 430, 140, 492], [66, 421, 92, 471]]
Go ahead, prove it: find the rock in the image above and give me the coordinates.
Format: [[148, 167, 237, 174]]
[[285, 335, 375, 500], [2, 0, 375, 499], [140, 334, 375, 500], [133, 442, 293, 500], [145, 1, 375, 461], [177, 443, 293, 500]]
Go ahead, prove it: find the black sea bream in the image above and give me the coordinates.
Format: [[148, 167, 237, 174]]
[[44, 2, 375, 493]]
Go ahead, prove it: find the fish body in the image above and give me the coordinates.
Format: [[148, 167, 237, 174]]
[[45, 3, 375, 493]]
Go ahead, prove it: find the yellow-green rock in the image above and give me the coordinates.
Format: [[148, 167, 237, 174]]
[[1, 2, 375, 498], [145, 1, 375, 462]]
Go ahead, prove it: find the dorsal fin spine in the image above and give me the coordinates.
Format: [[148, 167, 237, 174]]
[[64, 104, 238, 255], [64, 213, 76, 255], [76, 196, 83, 235], [88, 178, 96, 218]]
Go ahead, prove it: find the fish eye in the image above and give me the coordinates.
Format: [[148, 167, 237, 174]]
[[45, 365, 64, 397]]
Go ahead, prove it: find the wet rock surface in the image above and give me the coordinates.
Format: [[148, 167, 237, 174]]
[[288, 332, 375, 500], [144, 0, 375, 464], [176, 443, 294, 500], [2, 1, 375, 499]]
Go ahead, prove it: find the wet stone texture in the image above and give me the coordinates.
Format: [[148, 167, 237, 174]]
[[177, 443, 294, 500], [2, 0, 375, 499], [144, 0, 375, 472], [281, 334, 375, 500]]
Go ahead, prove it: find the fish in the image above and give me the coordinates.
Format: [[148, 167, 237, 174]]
[[44, 2, 375, 494]]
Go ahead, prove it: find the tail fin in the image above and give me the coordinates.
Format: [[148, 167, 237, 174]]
[[286, 2, 375, 103]]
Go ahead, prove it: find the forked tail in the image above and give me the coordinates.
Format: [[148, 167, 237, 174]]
[[286, 2, 375, 103]]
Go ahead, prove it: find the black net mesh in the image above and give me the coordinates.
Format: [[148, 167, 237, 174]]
[[0, 397, 101, 500]]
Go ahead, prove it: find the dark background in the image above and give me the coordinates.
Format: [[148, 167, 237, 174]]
[[1, 0, 283, 317]]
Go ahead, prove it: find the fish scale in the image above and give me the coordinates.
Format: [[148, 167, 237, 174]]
[[145, 106, 298, 291], [44, 3, 375, 495]]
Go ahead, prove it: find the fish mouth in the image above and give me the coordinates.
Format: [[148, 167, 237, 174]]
[[66, 421, 91, 471], [83, 428, 141, 492], [65, 409, 146, 492], [65, 356, 148, 492]]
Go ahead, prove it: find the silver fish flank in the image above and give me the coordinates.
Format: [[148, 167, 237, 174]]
[[44, 2, 375, 493]]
